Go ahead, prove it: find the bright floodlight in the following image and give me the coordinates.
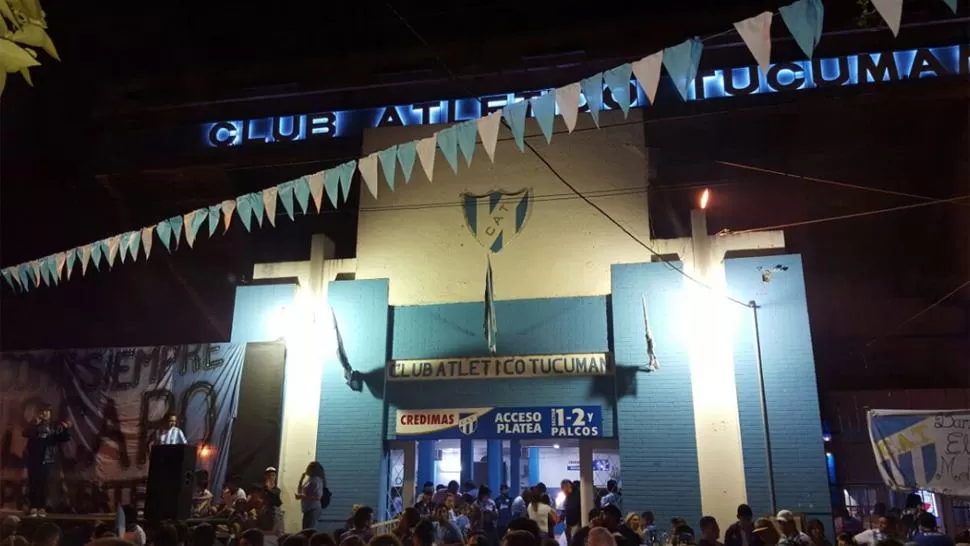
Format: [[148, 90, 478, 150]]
[[699, 189, 710, 209]]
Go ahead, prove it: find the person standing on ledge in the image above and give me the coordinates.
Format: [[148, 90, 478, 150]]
[[152, 413, 187, 446], [22, 404, 72, 517]]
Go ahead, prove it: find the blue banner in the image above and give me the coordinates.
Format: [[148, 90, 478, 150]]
[[395, 406, 602, 439]]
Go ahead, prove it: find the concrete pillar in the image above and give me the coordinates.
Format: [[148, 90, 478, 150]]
[[417, 441, 436, 494], [509, 440, 521, 495], [402, 442, 417, 509], [461, 438, 474, 486], [528, 448, 541, 486], [579, 443, 594, 527], [487, 440, 503, 494]]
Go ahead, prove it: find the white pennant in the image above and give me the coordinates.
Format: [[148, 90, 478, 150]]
[[555, 83, 581, 133], [632, 51, 663, 105], [80, 245, 92, 276], [870, 0, 902, 36], [127, 231, 141, 261], [141, 226, 155, 260], [29, 260, 41, 287], [262, 187, 279, 227], [221, 200, 235, 232], [358, 153, 380, 198], [734, 12, 773, 72], [54, 252, 66, 282], [106, 235, 122, 267], [476, 110, 503, 162], [416, 135, 437, 183], [183, 210, 200, 248], [307, 171, 324, 211]]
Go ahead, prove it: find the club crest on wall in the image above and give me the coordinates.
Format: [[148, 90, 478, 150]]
[[461, 189, 532, 253]]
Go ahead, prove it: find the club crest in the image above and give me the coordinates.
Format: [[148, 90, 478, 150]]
[[461, 189, 532, 253]]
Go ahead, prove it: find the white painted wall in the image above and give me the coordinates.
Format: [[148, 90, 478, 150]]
[[357, 110, 654, 305]]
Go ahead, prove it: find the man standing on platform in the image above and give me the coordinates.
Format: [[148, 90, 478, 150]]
[[22, 404, 71, 517], [152, 413, 187, 446]]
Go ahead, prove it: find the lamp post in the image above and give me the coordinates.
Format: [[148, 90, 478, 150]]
[[749, 299, 777, 514]]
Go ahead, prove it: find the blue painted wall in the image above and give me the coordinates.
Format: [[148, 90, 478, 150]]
[[726, 255, 832, 521], [230, 283, 299, 343], [317, 279, 390, 527], [385, 296, 615, 437], [611, 262, 702, 527]]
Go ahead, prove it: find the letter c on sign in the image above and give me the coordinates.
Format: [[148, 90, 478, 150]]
[[208, 121, 238, 148]]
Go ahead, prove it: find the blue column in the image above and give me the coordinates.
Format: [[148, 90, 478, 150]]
[[509, 440, 521, 496], [528, 447, 541, 486], [417, 441, 436, 494], [460, 438, 474, 486], [487, 440, 503, 494]]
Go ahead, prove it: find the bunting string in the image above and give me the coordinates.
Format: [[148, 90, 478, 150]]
[[0, 0, 951, 293]]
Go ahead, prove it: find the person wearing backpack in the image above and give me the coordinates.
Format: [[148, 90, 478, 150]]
[[296, 462, 330, 531]]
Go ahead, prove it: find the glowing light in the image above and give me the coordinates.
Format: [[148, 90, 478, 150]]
[[823, 433, 832, 442], [553, 443, 560, 449], [699, 189, 710, 210], [199, 444, 214, 459]]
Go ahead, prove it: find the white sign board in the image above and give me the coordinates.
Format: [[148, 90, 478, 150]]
[[387, 353, 611, 381]]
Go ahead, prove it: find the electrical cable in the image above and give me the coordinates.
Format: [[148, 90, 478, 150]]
[[863, 279, 970, 349]]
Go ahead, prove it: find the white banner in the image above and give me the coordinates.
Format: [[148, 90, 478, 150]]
[[387, 353, 611, 381], [867, 409, 970, 496]]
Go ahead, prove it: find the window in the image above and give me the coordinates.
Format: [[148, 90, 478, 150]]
[[843, 487, 878, 518]]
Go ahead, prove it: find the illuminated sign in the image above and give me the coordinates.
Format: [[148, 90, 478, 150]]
[[202, 44, 966, 148]]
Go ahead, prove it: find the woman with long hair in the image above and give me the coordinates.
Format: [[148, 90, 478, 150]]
[[527, 487, 558, 539], [297, 462, 327, 531]]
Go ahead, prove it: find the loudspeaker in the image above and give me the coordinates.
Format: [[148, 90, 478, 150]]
[[145, 444, 197, 522]]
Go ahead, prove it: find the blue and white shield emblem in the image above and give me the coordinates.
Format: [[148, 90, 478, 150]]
[[462, 189, 532, 253]]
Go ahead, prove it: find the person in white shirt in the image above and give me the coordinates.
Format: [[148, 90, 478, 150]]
[[153, 413, 187, 446], [527, 491, 559, 538], [854, 516, 894, 546]]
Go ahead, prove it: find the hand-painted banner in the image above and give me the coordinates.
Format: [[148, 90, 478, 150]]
[[867, 409, 970, 496], [395, 406, 603, 439], [387, 353, 611, 381], [0, 343, 246, 509]]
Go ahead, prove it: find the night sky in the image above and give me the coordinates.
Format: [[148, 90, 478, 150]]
[[1, 1, 967, 390]]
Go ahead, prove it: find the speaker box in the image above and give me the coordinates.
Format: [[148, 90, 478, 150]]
[[145, 444, 197, 521]]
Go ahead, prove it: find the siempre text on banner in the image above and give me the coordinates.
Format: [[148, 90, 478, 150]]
[[387, 353, 612, 381]]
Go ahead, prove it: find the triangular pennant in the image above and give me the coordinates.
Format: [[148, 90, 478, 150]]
[[207, 204, 222, 237], [221, 200, 235, 232], [65, 248, 77, 279], [235, 195, 254, 232], [580, 74, 604, 127], [358, 153, 381, 198], [632, 52, 663, 105], [80, 244, 92, 275], [141, 226, 155, 260], [396, 141, 417, 183], [262, 187, 279, 227], [378, 146, 399, 191], [337, 160, 356, 203], [734, 12, 773, 72], [502, 99, 528, 152], [555, 83, 581, 133], [294, 176, 311, 214], [39, 257, 51, 286], [169, 216, 184, 249], [436, 125, 460, 174], [18, 264, 32, 290], [307, 172, 325, 211], [119, 232, 131, 263], [869, 0, 902, 36], [127, 231, 141, 262], [456, 121, 477, 166], [46, 256, 59, 286], [184, 209, 207, 248], [663, 38, 704, 101], [416, 136, 437, 182], [780, 0, 824, 59], [530, 92, 556, 144], [29, 260, 42, 286], [277, 181, 296, 221], [106, 235, 122, 267], [941, 0, 956, 12], [90, 242, 103, 271], [603, 63, 634, 117], [156, 219, 173, 252], [476, 110, 503, 162], [1, 267, 15, 290], [54, 252, 66, 283], [250, 192, 266, 228], [323, 168, 341, 208]]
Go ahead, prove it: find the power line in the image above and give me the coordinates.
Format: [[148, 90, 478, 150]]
[[863, 280, 970, 349]]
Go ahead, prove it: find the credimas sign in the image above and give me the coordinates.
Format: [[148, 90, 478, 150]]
[[387, 353, 611, 381], [200, 44, 965, 149], [395, 406, 603, 439]]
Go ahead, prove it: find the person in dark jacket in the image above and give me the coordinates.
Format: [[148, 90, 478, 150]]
[[22, 405, 71, 516]]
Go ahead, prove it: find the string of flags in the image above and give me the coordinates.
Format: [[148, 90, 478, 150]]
[[0, 0, 955, 293]]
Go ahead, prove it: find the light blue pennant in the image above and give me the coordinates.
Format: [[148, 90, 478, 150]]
[[780, 0, 824, 59], [580, 74, 604, 127], [397, 141, 417, 183], [941, 0, 956, 12], [207, 205, 222, 237], [530, 92, 556, 144], [294, 176, 311, 214], [39, 257, 51, 286], [663, 38, 704, 101], [278, 180, 296, 221], [502, 99, 528, 152], [66, 248, 77, 278], [91, 241, 104, 270], [337, 160, 356, 203], [437, 126, 460, 174], [119, 232, 131, 263], [456, 121, 477, 166], [1, 267, 15, 290], [324, 167, 341, 208], [249, 192, 265, 227], [47, 256, 59, 285], [18, 264, 32, 290], [169, 215, 184, 248], [378, 146, 398, 191], [156, 218, 173, 252], [236, 194, 254, 231], [604, 63, 634, 117]]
